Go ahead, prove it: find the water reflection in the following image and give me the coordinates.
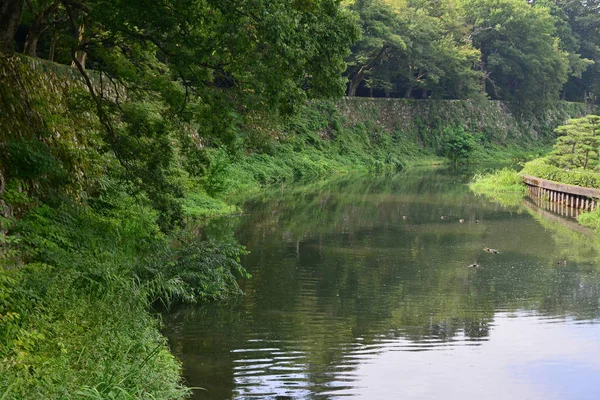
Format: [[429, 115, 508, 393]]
[[163, 169, 600, 399]]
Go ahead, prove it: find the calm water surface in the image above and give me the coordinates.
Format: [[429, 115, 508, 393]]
[[163, 169, 600, 399]]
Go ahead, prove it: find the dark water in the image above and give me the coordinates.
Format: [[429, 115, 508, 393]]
[[163, 168, 600, 399]]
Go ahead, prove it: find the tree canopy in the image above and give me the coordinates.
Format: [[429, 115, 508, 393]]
[[550, 115, 600, 170], [342, 0, 598, 103]]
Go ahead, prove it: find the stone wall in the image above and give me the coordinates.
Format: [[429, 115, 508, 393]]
[[337, 97, 597, 144]]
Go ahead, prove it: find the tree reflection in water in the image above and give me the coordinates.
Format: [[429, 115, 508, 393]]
[[163, 168, 600, 399]]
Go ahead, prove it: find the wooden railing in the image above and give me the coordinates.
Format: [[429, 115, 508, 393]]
[[523, 175, 600, 215]]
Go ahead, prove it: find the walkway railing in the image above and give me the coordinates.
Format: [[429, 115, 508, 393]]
[[523, 175, 600, 216]]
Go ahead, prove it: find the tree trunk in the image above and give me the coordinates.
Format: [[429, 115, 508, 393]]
[[347, 45, 387, 97], [584, 149, 589, 170], [48, 29, 57, 61], [24, 26, 42, 57], [24, 0, 60, 57], [0, 0, 24, 53], [404, 86, 412, 99], [71, 23, 87, 69], [348, 70, 364, 96]]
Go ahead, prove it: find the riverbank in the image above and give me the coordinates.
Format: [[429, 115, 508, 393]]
[[470, 159, 600, 231]]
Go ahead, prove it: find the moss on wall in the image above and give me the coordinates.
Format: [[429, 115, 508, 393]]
[[337, 97, 596, 146]]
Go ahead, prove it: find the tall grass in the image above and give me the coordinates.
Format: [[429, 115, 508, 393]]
[[0, 183, 248, 399], [470, 168, 527, 194]]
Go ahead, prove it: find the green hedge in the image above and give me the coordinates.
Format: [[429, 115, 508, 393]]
[[521, 158, 600, 189]]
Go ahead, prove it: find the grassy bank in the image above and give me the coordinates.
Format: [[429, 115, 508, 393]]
[[0, 182, 252, 398], [521, 158, 600, 189], [519, 158, 600, 231], [195, 101, 554, 215], [470, 159, 600, 232], [470, 168, 527, 195]]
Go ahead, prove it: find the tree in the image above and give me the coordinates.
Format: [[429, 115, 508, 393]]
[[548, 0, 600, 104], [550, 115, 600, 170], [0, 0, 25, 52], [345, 0, 484, 99], [22, 0, 62, 57], [381, 1, 484, 99], [536, 0, 594, 102], [461, 0, 570, 104], [51, 0, 359, 229], [345, 0, 405, 96]]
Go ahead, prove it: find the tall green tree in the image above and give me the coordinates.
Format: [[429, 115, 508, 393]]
[[2, 0, 360, 229], [536, 0, 594, 102], [345, 0, 483, 99], [345, 0, 405, 96], [461, 0, 569, 104], [548, 0, 600, 104]]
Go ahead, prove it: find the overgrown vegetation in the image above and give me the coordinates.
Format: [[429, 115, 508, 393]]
[[578, 208, 600, 230], [345, 0, 599, 105], [471, 116, 600, 234], [521, 157, 600, 189], [438, 126, 476, 163], [471, 116, 600, 197], [0, 187, 248, 398], [471, 168, 527, 194], [469, 168, 528, 207]]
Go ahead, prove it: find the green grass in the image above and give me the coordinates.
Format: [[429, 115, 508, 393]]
[[470, 168, 527, 194], [472, 143, 551, 164], [0, 184, 248, 399], [469, 167, 528, 207], [578, 208, 600, 230], [470, 158, 600, 234], [183, 191, 239, 219]]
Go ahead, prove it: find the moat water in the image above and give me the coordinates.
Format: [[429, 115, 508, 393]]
[[163, 168, 600, 399]]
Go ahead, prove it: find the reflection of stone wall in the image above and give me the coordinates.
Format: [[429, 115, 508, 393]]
[[338, 97, 597, 144]]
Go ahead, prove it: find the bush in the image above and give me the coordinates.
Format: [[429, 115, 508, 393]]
[[439, 125, 476, 163], [579, 208, 600, 230]]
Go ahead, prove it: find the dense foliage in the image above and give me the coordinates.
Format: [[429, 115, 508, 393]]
[[2, 0, 599, 107], [346, 0, 484, 99], [523, 157, 600, 188], [0, 1, 360, 398], [549, 115, 600, 170], [344, 0, 599, 104]]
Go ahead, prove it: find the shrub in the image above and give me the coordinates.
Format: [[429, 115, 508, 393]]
[[549, 115, 600, 170], [439, 125, 476, 163]]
